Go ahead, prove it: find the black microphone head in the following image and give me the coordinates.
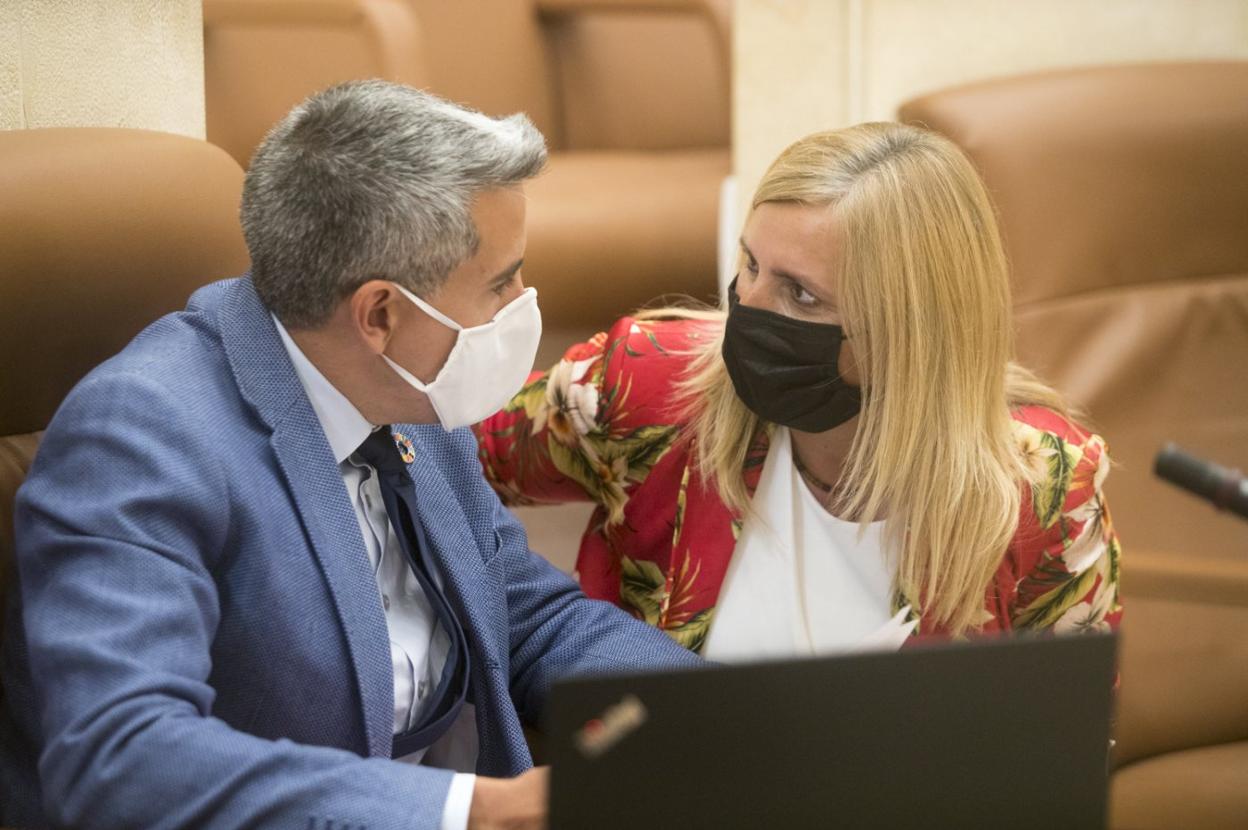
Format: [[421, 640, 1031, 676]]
[[1154, 443, 1219, 499], [1154, 443, 1248, 521]]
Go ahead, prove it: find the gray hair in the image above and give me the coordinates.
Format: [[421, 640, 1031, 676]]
[[241, 80, 547, 327]]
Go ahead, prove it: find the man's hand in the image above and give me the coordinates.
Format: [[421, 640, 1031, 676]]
[[466, 766, 549, 830]]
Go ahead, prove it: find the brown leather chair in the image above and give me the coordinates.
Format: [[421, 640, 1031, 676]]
[[900, 62, 1248, 830], [203, 0, 728, 570], [0, 128, 250, 707], [204, 0, 730, 351], [203, 0, 428, 169], [1110, 552, 1248, 829], [409, 0, 730, 330], [402, 0, 731, 568]]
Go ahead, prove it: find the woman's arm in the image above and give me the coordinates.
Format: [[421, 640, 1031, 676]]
[[475, 330, 612, 506], [474, 317, 697, 519], [1009, 425, 1124, 636]]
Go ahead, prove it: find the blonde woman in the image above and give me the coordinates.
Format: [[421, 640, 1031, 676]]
[[475, 123, 1122, 660]]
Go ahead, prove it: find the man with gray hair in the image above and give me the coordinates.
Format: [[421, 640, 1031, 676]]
[[0, 81, 699, 830]]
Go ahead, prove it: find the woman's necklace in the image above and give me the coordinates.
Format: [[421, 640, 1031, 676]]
[[792, 451, 834, 494]]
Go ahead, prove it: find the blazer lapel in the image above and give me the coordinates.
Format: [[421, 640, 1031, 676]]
[[218, 277, 394, 758], [399, 426, 517, 770], [400, 427, 496, 648]]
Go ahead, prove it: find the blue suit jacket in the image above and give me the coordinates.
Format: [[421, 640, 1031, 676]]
[[0, 277, 700, 829]]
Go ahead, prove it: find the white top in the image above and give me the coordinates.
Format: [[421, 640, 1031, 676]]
[[703, 427, 917, 662], [276, 319, 475, 830]]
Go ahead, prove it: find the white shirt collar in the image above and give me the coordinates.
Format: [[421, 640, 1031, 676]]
[[273, 315, 374, 465]]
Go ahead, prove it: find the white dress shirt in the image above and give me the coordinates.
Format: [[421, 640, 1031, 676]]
[[704, 427, 917, 662], [276, 319, 476, 830]]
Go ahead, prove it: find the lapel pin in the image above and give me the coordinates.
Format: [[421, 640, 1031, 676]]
[[392, 431, 416, 464]]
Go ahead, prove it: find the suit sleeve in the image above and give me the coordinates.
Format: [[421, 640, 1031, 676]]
[[14, 372, 455, 830], [490, 496, 703, 725]]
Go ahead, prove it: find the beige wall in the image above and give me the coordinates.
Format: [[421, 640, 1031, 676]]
[[734, 0, 1248, 221], [0, 0, 205, 137]]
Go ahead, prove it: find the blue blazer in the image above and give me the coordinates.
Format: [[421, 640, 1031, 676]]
[[0, 277, 700, 829]]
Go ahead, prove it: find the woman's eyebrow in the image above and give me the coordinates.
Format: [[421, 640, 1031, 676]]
[[740, 237, 837, 308], [774, 267, 817, 287], [741, 238, 816, 285]]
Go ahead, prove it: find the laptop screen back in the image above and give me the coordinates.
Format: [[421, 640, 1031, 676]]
[[549, 634, 1116, 830]]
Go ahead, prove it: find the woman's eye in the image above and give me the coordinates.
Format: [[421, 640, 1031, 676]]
[[745, 258, 759, 275], [789, 281, 819, 307]]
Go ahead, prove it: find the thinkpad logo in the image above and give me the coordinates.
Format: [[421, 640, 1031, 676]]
[[574, 694, 649, 759]]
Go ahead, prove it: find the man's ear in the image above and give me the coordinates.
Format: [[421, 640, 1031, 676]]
[[350, 279, 403, 354]]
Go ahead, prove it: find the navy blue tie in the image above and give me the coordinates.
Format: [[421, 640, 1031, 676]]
[[355, 428, 471, 758]]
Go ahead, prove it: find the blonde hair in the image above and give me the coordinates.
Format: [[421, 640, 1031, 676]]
[[653, 123, 1069, 635]]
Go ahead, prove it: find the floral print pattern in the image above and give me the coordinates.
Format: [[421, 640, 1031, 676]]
[[476, 317, 1123, 652]]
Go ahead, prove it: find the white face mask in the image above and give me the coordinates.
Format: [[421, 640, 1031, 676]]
[[382, 283, 542, 430]]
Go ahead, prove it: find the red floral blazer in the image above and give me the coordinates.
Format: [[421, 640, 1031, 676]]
[[475, 317, 1123, 653]]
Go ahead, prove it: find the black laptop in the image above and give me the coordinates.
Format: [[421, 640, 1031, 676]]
[[548, 633, 1116, 829]]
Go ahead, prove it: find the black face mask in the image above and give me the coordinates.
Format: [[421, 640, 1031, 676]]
[[721, 278, 862, 432]]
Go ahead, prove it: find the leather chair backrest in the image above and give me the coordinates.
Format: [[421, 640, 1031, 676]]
[[205, 0, 729, 163], [405, 0, 729, 152], [404, 0, 563, 146], [0, 128, 250, 658], [899, 62, 1248, 563], [204, 0, 428, 168], [537, 0, 730, 151], [899, 62, 1248, 767]]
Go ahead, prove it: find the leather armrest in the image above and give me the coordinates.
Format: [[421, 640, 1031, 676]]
[[1112, 548, 1248, 767], [1126, 549, 1248, 607], [1110, 740, 1248, 830]]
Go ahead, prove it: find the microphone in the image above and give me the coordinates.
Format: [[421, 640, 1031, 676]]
[[1154, 444, 1248, 521]]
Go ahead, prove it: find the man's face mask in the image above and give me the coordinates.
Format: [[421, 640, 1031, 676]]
[[720, 277, 861, 432], [382, 283, 542, 430]]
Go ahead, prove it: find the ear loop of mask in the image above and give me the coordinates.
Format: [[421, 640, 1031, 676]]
[[392, 283, 464, 331], [381, 352, 435, 393], [380, 283, 463, 395], [381, 281, 539, 397]]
